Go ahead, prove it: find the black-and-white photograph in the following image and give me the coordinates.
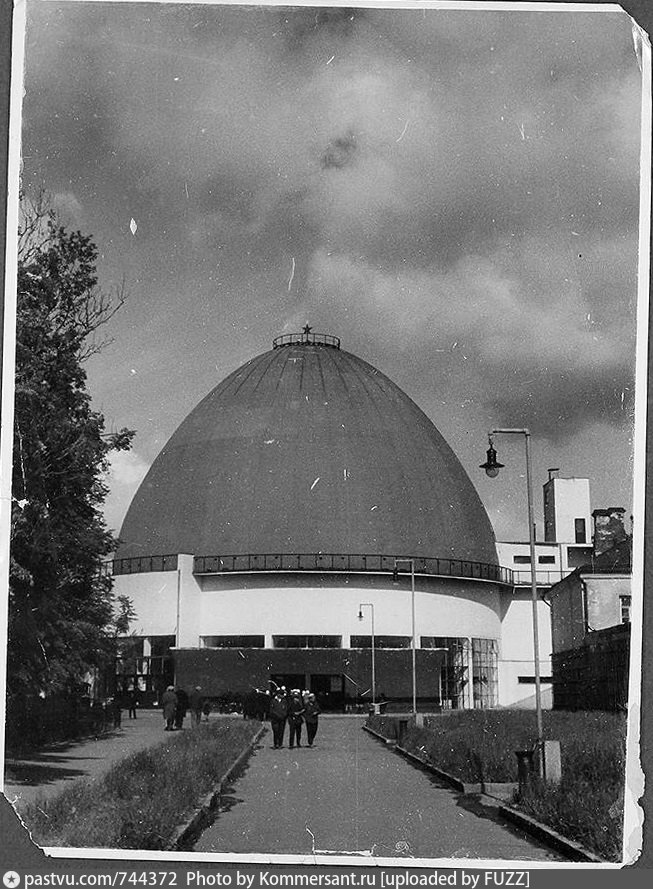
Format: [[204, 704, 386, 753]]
[[1, 0, 649, 869]]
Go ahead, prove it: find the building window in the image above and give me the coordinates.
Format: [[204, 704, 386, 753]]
[[538, 555, 555, 564], [620, 596, 632, 624], [472, 638, 499, 709], [350, 635, 411, 649], [518, 676, 553, 684], [115, 635, 175, 700], [513, 555, 531, 564], [567, 546, 591, 568], [272, 635, 342, 649], [575, 518, 587, 544], [201, 635, 265, 648], [150, 635, 176, 656], [421, 636, 472, 709]]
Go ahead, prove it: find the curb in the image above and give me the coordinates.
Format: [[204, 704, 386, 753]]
[[498, 804, 606, 863], [167, 724, 267, 850], [361, 723, 396, 746], [362, 724, 607, 864], [362, 725, 481, 793], [395, 743, 482, 795]]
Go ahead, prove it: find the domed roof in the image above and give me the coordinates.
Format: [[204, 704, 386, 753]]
[[117, 332, 497, 565]]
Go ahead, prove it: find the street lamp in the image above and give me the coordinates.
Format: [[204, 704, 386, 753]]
[[358, 603, 376, 707], [393, 559, 417, 716], [480, 428, 544, 777]]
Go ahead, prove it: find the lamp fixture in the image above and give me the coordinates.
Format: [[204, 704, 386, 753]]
[[480, 436, 505, 478]]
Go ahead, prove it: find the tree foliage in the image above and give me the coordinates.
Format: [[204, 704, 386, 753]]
[[8, 193, 134, 697]]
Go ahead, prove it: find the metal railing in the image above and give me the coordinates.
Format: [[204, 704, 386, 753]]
[[107, 554, 179, 576], [192, 552, 514, 584], [272, 332, 341, 349], [511, 568, 566, 587]]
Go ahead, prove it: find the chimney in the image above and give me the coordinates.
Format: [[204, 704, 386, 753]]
[[592, 508, 627, 556]]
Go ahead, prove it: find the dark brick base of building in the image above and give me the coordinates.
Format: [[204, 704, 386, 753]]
[[552, 623, 630, 711], [173, 647, 447, 711]]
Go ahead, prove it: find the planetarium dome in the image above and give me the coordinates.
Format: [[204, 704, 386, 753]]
[[117, 331, 498, 565]]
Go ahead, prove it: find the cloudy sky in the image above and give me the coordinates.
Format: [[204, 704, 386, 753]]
[[17, 0, 645, 543]]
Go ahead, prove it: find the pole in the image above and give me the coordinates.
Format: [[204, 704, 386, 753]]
[[359, 603, 376, 707], [525, 432, 544, 777], [489, 428, 544, 778], [411, 560, 416, 716], [370, 605, 376, 707]]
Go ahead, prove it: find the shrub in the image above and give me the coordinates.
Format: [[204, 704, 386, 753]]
[[21, 719, 261, 850]]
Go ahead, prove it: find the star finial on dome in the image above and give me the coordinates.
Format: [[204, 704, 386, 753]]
[[303, 324, 312, 336]]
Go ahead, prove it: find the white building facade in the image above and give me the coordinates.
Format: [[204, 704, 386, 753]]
[[111, 333, 594, 711]]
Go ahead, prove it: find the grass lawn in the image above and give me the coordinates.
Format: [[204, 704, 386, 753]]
[[21, 718, 262, 850], [368, 709, 627, 861]]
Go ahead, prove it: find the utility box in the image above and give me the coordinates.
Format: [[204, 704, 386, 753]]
[[544, 740, 562, 784]]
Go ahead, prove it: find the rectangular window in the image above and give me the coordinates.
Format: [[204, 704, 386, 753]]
[[472, 638, 499, 709], [620, 596, 632, 624], [350, 635, 411, 649], [272, 635, 341, 649], [150, 635, 176, 657], [567, 546, 591, 568], [421, 637, 472, 710], [517, 676, 553, 684], [538, 555, 555, 564], [201, 635, 265, 648], [575, 518, 587, 544], [513, 555, 531, 564]]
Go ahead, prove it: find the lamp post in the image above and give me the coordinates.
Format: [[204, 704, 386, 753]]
[[393, 559, 416, 716], [480, 428, 544, 777], [358, 603, 376, 707]]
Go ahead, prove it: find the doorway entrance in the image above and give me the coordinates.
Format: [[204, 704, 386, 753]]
[[310, 673, 345, 712]]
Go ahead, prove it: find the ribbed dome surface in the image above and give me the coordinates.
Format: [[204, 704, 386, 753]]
[[117, 338, 498, 564]]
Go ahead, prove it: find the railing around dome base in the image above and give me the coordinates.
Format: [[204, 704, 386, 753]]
[[191, 552, 514, 584], [273, 332, 341, 349], [108, 554, 178, 576]]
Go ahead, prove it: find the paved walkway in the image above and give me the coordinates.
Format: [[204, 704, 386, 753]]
[[3, 710, 168, 810], [194, 717, 567, 862], [4, 715, 568, 862]]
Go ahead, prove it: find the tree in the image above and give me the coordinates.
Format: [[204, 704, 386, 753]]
[[8, 193, 134, 698]]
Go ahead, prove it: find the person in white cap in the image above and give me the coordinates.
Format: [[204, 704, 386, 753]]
[[189, 685, 203, 726], [287, 689, 305, 748], [304, 693, 321, 747], [269, 686, 289, 748]]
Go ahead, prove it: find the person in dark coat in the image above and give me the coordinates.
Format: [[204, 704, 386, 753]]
[[287, 689, 305, 748], [256, 689, 270, 721], [174, 686, 189, 729], [189, 685, 203, 726], [127, 690, 139, 719], [303, 693, 321, 747], [269, 687, 289, 748], [161, 685, 177, 731]]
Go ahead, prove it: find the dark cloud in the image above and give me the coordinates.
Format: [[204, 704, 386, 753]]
[[18, 1, 642, 532], [283, 6, 361, 48], [321, 130, 357, 169]]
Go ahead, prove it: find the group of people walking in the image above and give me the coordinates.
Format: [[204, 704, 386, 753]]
[[160, 683, 322, 747], [161, 684, 208, 731], [269, 687, 321, 749]]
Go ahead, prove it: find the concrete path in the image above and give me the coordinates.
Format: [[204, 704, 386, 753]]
[[3, 710, 169, 810], [194, 717, 567, 862]]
